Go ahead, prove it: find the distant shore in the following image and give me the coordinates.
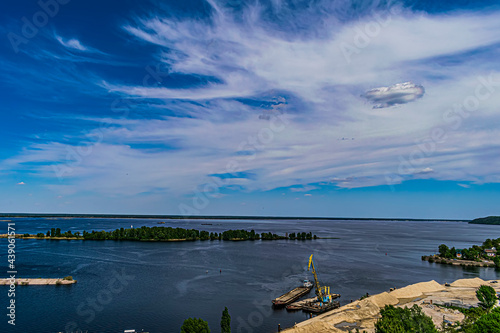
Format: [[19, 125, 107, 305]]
[[0, 213, 469, 222]]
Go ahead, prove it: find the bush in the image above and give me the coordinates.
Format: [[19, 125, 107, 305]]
[[375, 304, 438, 333], [63, 276, 73, 281], [180, 318, 210, 333], [470, 308, 500, 332]]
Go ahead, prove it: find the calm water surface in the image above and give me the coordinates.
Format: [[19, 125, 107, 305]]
[[0, 218, 499, 333]]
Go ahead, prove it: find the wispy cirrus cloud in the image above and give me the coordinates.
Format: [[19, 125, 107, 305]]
[[3, 0, 500, 212], [55, 34, 103, 54]]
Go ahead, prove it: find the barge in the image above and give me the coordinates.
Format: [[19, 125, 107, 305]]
[[272, 280, 313, 306], [302, 300, 341, 313]]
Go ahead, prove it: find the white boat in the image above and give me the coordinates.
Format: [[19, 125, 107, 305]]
[[303, 279, 313, 288]]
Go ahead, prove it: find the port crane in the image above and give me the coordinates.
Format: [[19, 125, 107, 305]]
[[308, 254, 333, 303]]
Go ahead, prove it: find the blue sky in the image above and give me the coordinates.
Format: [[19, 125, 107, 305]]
[[1, 0, 500, 219]]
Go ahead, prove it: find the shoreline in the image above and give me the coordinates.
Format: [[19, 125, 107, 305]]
[[422, 255, 496, 267], [282, 277, 499, 333]]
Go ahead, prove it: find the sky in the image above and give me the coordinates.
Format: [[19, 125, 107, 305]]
[[1, 0, 500, 219]]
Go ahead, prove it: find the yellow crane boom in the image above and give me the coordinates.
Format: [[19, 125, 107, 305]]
[[308, 254, 324, 300]]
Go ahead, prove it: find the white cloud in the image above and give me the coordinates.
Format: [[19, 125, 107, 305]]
[[290, 186, 319, 192], [55, 34, 102, 53], [17, 182, 25, 185], [362, 82, 425, 108]]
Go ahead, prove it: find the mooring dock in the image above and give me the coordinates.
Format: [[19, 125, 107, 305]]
[[0, 278, 77, 285], [272, 285, 312, 306]]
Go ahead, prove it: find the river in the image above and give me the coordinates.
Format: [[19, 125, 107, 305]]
[[0, 218, 498, 333]]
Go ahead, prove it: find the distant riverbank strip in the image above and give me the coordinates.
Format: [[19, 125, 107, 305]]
[[0, 212, 470, 222], [0, 226, 325, 242]]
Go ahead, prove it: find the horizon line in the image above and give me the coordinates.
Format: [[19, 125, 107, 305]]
[[0, 212, 472, 222]]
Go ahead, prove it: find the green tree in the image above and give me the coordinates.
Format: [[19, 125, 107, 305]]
[[476, 285, 497, 312], [439, 244, 450, 258], [221, 307, 231, 333], [180, 318, 210, 333], [494, 256, 500, 268], [375, 304, 438, 333], [470, 307, 500, 332]]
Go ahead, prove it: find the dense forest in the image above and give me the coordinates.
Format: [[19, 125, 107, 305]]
[[469, 216, 500, 225], [37, 226, 317, 242]]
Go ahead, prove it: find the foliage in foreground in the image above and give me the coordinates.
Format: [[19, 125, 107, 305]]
[[476, 285, 498, 311], [375, 304, 438, 333], [221, 307, 231, 333], [467, 308, 500, 333], [180, 318, 210, 333]]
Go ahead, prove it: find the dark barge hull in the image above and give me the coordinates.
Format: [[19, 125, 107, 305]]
[[272, 286, 313, 306], [302, 301, 340, 313]]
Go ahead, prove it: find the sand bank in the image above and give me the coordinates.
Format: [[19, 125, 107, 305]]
[[283, 278, 499, 333]]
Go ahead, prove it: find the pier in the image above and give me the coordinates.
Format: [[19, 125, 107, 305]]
[[0, 278, 77, 285]]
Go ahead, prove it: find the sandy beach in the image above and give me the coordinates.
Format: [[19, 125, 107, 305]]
[[283, 277, 499, 333]]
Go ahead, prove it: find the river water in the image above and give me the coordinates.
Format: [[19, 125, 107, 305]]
[[0, 218, 498, 333]]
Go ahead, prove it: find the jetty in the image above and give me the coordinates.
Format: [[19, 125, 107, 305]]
[[0, 278, 77, 285]]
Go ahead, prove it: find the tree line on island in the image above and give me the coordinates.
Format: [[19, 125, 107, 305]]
[[33, 226, 317, 242]]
